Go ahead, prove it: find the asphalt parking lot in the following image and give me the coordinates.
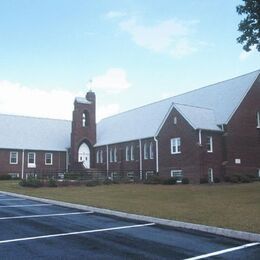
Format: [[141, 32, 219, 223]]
[[0, 192, 259, 259]]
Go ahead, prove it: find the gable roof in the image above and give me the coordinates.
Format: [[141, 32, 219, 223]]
[[96, 70, 259, 146], [173, 103, 220, 131], [0, 114, 71, 151]]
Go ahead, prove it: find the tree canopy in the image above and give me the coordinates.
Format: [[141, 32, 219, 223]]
[[237, 0, 260, 52]]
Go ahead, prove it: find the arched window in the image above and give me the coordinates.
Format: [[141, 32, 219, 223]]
[[109, 148, 113, 162], [82, 111, 89, 127], [144, 143, 149, 159], [149, 142, 154, 159], [100, 150, 103, 163], [130, 145, 134, 161], [96, 150, 99, 163], [114, 148, 117, 162], [126, 146, 129, 161]]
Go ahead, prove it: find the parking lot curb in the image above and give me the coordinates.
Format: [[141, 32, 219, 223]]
[[1, 190, 260, 242]]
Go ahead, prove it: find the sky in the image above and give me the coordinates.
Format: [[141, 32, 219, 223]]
[[0, 0, 259, 122]]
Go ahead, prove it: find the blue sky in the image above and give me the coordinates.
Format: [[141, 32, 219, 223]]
[[0, 0, 259, 121]]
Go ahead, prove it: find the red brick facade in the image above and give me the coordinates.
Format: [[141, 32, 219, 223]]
[[0, 74, 259, 183]]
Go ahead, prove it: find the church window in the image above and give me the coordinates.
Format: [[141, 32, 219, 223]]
[[126, 146, 130, 161], [149, 142, 154, 159], [82, 111, 89, 127], [45, 153, 53, 165], [10, 151, 18, 164], [114, 148, 117, 162], [130, 145, 134, 161], [28, 152, 36, 168], [144, 143, 149, 159], [171, 137, 181, 154]]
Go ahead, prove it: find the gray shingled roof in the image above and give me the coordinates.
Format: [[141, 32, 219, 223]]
[[96, 70, 259, 146], [0, 114, 71, 151]]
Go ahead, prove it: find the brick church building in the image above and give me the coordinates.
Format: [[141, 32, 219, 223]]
[[0, 70, 259, 183]]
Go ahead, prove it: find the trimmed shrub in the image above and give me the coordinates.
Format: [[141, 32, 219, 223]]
[[103, 178, 113, 185], [182, 177, 189, 184], [240, 175, 252, 183], [229, 175, 240, 183], [162, 177, 177, 185], [0, 175, 12, 180], [213, 177, 220, 183], [143, 176, 162, 184], [48, 178, 58, 187], [200, 177, 208, 184], [85, 180, 100, 187], [19, 177, 43, 188]]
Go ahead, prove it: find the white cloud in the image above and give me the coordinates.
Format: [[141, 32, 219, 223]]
[[88, 68, 131, 93], [105, 11, 126, 19], [119, 18, 198, 58], [0, 80, 120, 121], [97, 104, 120, 122], [239, 45, 257, 61]]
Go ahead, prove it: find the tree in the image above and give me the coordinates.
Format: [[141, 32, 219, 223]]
[[236, 0, 260, 52]]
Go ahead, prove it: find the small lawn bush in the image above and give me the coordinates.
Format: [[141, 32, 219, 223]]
[[19, 177, 43, 188], [182, 177, 189, 184], [85, 180, 100, 187], [47, 178, 58, 187], [213, 177, 220, 183], [143, 176, 162, 184], [162, 177, 177, 185], [0, 175, 12, 180], [200, 177, 208, 184]]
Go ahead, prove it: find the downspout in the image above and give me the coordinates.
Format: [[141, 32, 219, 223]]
[[154, 136, 159, 174], [21, 149, 25, 179], [139, 139, 142, 180], [106, 145, 109, 177], [65, 150, 69, 172]]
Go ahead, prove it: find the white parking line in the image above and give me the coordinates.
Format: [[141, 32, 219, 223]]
[[0, 204, 53, 208], [184, 242, 260, 260], [0, 198, 26, 201], [0, 223, 155, 244], [0, 211, 94, 220]]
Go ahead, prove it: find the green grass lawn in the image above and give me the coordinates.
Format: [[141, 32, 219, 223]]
[[0, 180, 259, 233]]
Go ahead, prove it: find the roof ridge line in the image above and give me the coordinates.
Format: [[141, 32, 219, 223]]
[[172, 102, 214, 111], [0, 113, 71, 122], [99, 69, 259, 123]]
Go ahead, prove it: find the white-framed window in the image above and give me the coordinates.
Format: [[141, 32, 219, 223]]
[[109, 148, 113, 162], [171, 137, 181, 154], [10, 151, 18, 164], [126, 146, 130, 161], [127, 172, 135, 182], [173, 116, 177, 125], [144, 143, 149, 159], [96, 151, 99, 163], [170, 170, 183, 183], [257, 111, 260, 128], [149, 142, 154, 159], [130, 145, 134, 161], [114, 148, 117, 162], [258, 169, 260, 178], [28, 152, 36, 168], [206, 136, 213, 153], [45, 153, 53, 165], [100, 150, 103, 163]]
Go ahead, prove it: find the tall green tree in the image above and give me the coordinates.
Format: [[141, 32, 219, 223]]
[[237, 0, 260, 52]]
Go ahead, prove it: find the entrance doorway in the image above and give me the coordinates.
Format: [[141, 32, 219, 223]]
[[78, 143, 90, 168]]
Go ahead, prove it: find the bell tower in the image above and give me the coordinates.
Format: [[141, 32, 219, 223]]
[[70, 90, 96, 169]]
